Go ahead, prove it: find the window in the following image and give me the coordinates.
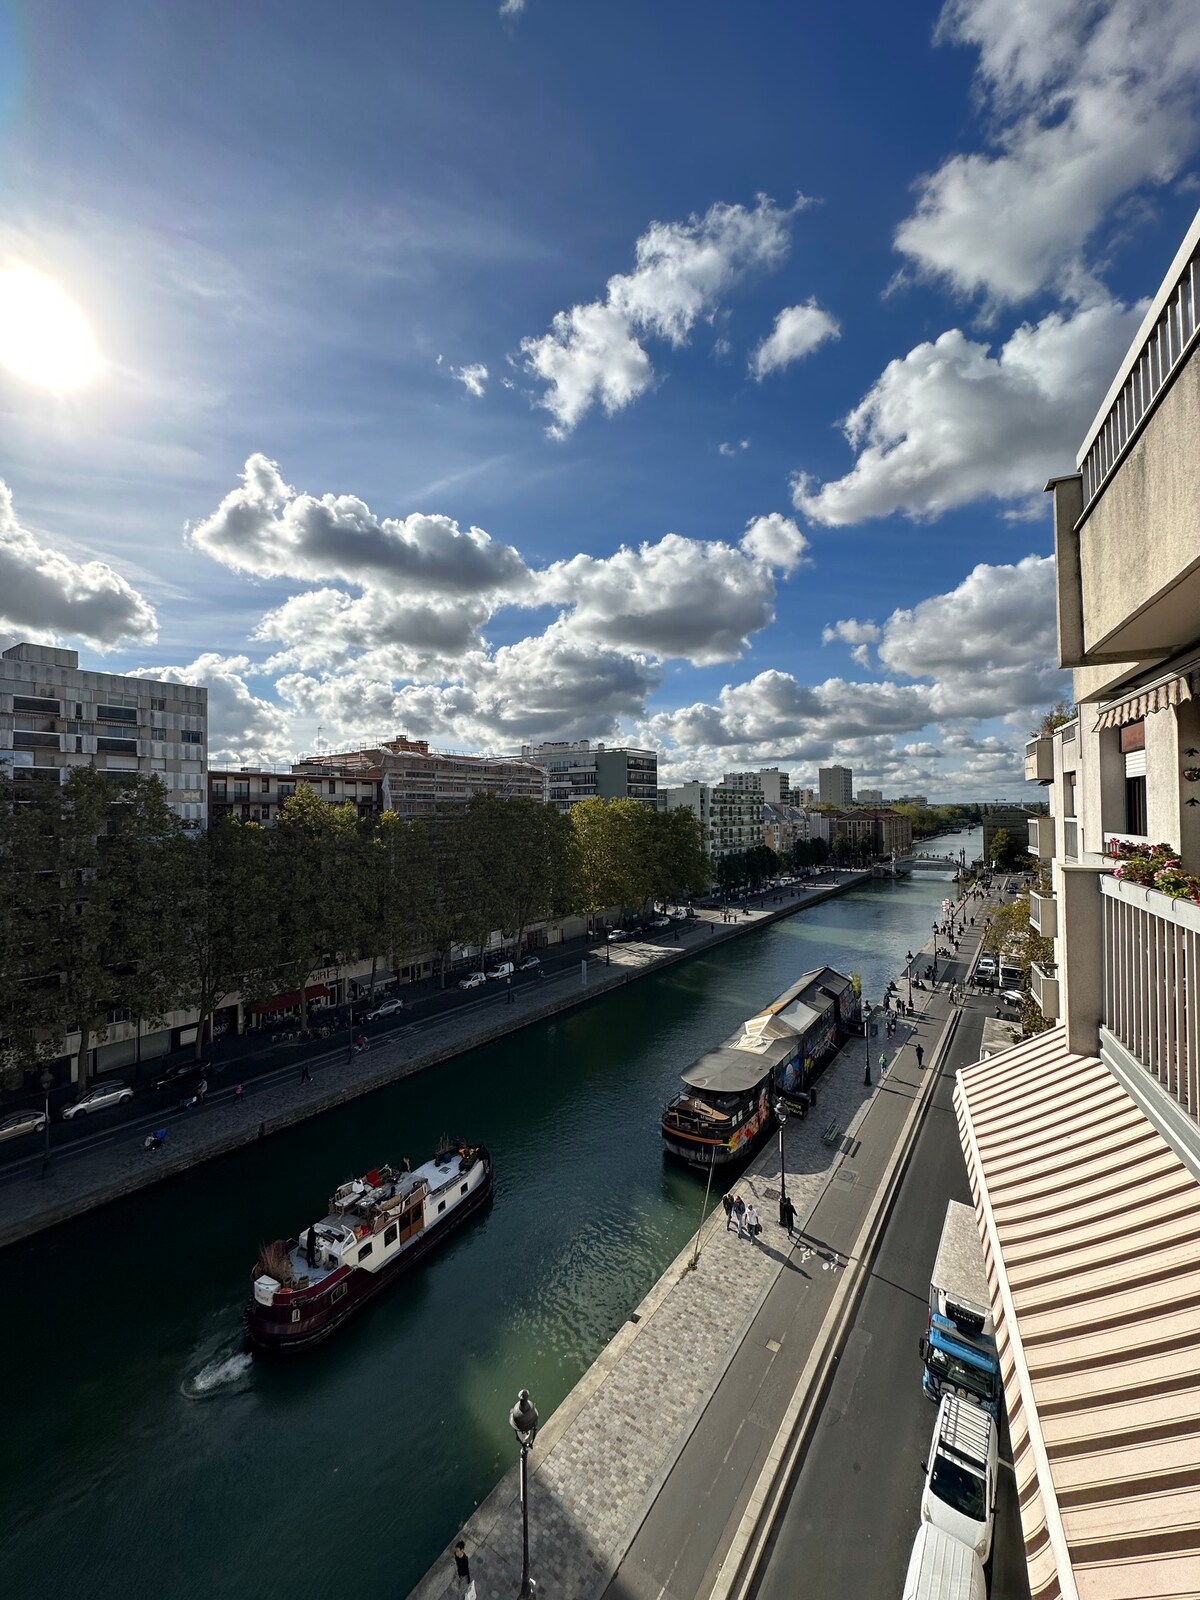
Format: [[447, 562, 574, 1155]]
[[74, 702, 83, 719], [291, 1307, 301, 1322], [460, 1183, 468, 1195], [358, 1240, 373, 1262], [329, 780, 337, 794], [151, 697, 166, 712], [233, 782, 249, 799], [330, 1283, 347, 1303], [151, 727, 166, 741], [1125, 774, 1148, 836], [13, 695, 60, 715], [384, 1223, 398, 1247], [1063, 770, 1077, 818], [261, 777, 270, 792], [437, 1200, 446, 1213], [96, 704, 137, 723], [181, 730, 203, 745]]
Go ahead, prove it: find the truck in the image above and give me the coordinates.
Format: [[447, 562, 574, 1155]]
[[920, 1200, 1001, 1419]]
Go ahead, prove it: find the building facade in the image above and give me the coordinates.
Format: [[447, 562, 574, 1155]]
[[856, 787, 883, 804], [519, 740, 657, 810], [818, 764, 854, 806], [726, 767, 790, 804], [209, 763, 384, 825], [307, 737, 548, 817], [954, 210, 1200, 1598], [0, 642, 208, 828]]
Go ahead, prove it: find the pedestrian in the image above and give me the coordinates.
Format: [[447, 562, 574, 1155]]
[[733, 1194, 746, 1238], [402, 1154, 411, 1172], [745, 1202, 760, 1243], [234, 1082, 244, 1104], [506, 977, 514, 1005], [453, 1539, 472, 1596], [306, 1224, 318, 1269], [780, 1193, 796, 1237], [722, 1193, 735, 1231], [197, 1075, 208, 1101], [879, 1052, 889, 1076], [914, 1043, 924, 1069], [300, 1062, 312, 1084]]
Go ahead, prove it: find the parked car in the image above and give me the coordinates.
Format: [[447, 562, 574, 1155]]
[[649, 917, 671, 929], [606, 928, 630, 942], [518, 955, 541, 971], [365, 997, 405, 1020], [488, 962, 516, 980], [149, 1061, 207, 1093], [901, 1524, 986, 1600], [920, 1394, 998, 1565], [0, 1108, 48, 1143], [975, 953, 997, 978], [458, 971, 488, 990], [61, 1082, 134, 1119]]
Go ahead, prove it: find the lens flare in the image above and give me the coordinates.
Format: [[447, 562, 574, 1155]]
[[0, 264, 100, 390]]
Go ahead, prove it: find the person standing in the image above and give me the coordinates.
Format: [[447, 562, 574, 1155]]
[[879, 1052, 889, 1076], [780, 1193, 796, 1238], [914, 1043, 924, 1069], [733, 1194, 746, 1238], [234, 1082, 244, 1105], [453, 1539, 471, 1595], [722, 1193, 735, 1231], [745, 1202, 760, 1243], [300, 1061, 312, 1084], [305, 1224, 318, 1269]]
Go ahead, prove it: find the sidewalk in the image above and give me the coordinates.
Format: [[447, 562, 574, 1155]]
[[407, 894, 993, 1600], [0, 875, 869, 1249]]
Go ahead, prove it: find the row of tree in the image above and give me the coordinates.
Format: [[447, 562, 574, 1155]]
[[1, 774, 709, 1090]]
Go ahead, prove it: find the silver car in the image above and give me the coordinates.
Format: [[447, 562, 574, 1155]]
[[0, 1108, 48, 1142], [61, 1082, 134, 1119]]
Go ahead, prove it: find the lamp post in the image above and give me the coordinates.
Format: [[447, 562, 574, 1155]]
[[774, 1098, 789, 1225], [509, 1387, 539, 1597], [39, 1067, 54, 1177]]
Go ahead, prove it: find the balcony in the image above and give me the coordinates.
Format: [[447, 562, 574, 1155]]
[[1024, 736, 1054, 784], [1031, 960, 1060, 1020], [1102, 873, 1200, 1118], [1028, 815, 1056, 860], [1029, 890, 1058, 938]]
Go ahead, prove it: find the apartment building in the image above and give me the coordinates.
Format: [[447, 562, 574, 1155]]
[[725, 767, 789, 804], [856, 787, 883, 803], [954, 210, 1200, 1597], [305, 736, 548, 817], [517, 740, 658, 811], [0, 642, 207, 827], [710, 774, 764, 860], [209, 762, 384, 825], [817, 764, 854, 806], [762, 802, 810, 856], [787, 785, 816, 807]]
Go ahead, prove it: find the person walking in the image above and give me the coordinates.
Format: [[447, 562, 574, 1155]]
[[453, 1539, 472, 1596], [300, 1061, 312, 1084], [780, 1193, 796, 1238], [914, 1042, 924, 1069], [733, 1194, 746, 1238], [879, 1052, 889, 1077], [234, 1082, 244, 1105], [722, 1193, 735, 1231], [745, 1202, 760, 1243]]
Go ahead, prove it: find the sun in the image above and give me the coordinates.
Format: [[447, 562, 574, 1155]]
[[0, 264, 100, 391]]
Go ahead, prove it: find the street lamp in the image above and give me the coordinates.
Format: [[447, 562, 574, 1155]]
[[509, 1387, 539, 1597], [39, 1067, 54, 1177], [774, 1099, 789, 1224]]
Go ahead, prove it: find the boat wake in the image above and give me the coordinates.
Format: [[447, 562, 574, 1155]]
[[182, 1349, 254, 1400]]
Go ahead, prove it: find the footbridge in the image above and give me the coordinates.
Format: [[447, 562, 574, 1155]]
[[894, 852, 963, 871]]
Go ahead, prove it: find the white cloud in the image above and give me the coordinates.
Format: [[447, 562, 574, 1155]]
[[452, 362, 488, 397], [750, 300, 840, 378], [255, 588, 492, 676], [521, 195, 803, 434], [190, 454, 532, 597], [718, 438, 750, 457], [536, 515, 807, 665], [821, 617, 881, 646], [499, 0, 525, 14], [792, 296, 1144, 524], [896, 0, 1200, 303], [0, 477, 157, 649], [132, 654, 292, 767]]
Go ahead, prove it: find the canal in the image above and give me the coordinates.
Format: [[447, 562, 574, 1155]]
[[0, 846, 975, 1600]]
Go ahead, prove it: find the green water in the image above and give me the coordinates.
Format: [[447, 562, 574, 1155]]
[[0, 854, 973, 1600]]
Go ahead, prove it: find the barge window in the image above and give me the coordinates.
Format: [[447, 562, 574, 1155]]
[[358, 1241, 373, 1261], [330, 1283, 347, 1303], [291, 1308, 301, 1323], [384, 1223, 398, 1247], [460, 1183, 468, 1195], [438, 1200, 446, 1214]]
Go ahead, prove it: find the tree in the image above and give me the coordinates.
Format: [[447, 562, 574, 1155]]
[[988, 828, 1028, 870], [488, 798, 579, 955], [0, 775, 66, 1087], [1033, 700, 1076, 737], [648, 808, 708, 908]]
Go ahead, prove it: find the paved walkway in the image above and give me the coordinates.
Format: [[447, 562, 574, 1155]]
[[0, 876, 869, 1248], [408, 885, 996, 1600]]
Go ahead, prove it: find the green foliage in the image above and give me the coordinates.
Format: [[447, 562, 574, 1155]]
[[1032, 700, 1077, 737]]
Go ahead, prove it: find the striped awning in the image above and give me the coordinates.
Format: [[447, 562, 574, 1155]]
[[1093, 670, 1196, 730], [955, 1027, 1200, 1600]]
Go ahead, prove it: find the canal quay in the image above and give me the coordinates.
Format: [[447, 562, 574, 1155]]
[[0, 846, 977, 1600]]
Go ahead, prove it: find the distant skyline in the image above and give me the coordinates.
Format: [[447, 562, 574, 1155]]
[[1, 1, 1198, 799]]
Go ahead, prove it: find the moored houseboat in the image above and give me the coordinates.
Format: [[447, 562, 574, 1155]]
[[660, 967, 859, 1168], [246, 1141, 492, 1353]]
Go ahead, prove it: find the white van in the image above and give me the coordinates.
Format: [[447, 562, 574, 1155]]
[[920, 1394, 998, 1563], [901, 1524, 986, 1600]]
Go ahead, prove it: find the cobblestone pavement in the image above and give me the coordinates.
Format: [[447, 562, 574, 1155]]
[[408, 1002, 930, 1600]]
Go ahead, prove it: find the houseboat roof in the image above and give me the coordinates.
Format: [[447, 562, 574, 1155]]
[[682, 1033, 797, 1094], [678, 966, 856, 1095]]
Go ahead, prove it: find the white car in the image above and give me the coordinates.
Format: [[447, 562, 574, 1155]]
[[649, 917, 671, 928], [61, 1082, 133, 1119], [518, 955, 541, 971], [458, 971, 488, 991], [975, 953, 997, 977], [488, 962, 516, 980], [0, 1108, 48, 1142], [365, 997, 405, 1020], [606, 928, 630, 942], [920, 1394, 998, 1565]]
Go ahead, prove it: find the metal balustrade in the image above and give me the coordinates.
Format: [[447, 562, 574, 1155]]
[[1102, 874, 1200, 1119], [1080, 242, 1200, 510]]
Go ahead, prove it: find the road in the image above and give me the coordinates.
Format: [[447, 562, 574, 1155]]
[[749, 993, 1030, 1598]]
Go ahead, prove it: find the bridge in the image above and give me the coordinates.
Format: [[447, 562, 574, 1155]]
[[893, 852, 963, 871]]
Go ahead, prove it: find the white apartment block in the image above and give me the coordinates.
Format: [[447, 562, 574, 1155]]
[[0, 642, 207, 827], [817, 764, 854, 806], [857, 787, 883, 803], [520, 739, 658, 811], [724, 767, 789, 804], [953, 209, 1200, 1596], [307, 736, 548, 817]]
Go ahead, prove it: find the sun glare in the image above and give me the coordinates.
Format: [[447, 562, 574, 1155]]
[[0, 264, 100, 391]]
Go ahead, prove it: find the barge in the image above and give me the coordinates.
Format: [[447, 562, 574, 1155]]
[[660, 967, 859, 1168], [246, 1141, 492, 1353]]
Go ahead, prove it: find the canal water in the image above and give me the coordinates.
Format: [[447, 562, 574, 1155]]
[[0, 844, 975, 1600]]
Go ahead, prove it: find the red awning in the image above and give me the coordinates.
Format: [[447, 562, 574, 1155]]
[[248, 983, 330, 1016]]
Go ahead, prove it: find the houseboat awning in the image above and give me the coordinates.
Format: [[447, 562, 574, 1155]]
[[682, 1036, 795, 1094], [955, 1026, 1200, 1600]]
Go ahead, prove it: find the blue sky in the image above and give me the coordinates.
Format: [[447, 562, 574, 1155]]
[[1, 0, 1198, 797]]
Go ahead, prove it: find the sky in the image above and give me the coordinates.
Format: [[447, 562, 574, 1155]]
[[0, 0, 1198, 800]]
